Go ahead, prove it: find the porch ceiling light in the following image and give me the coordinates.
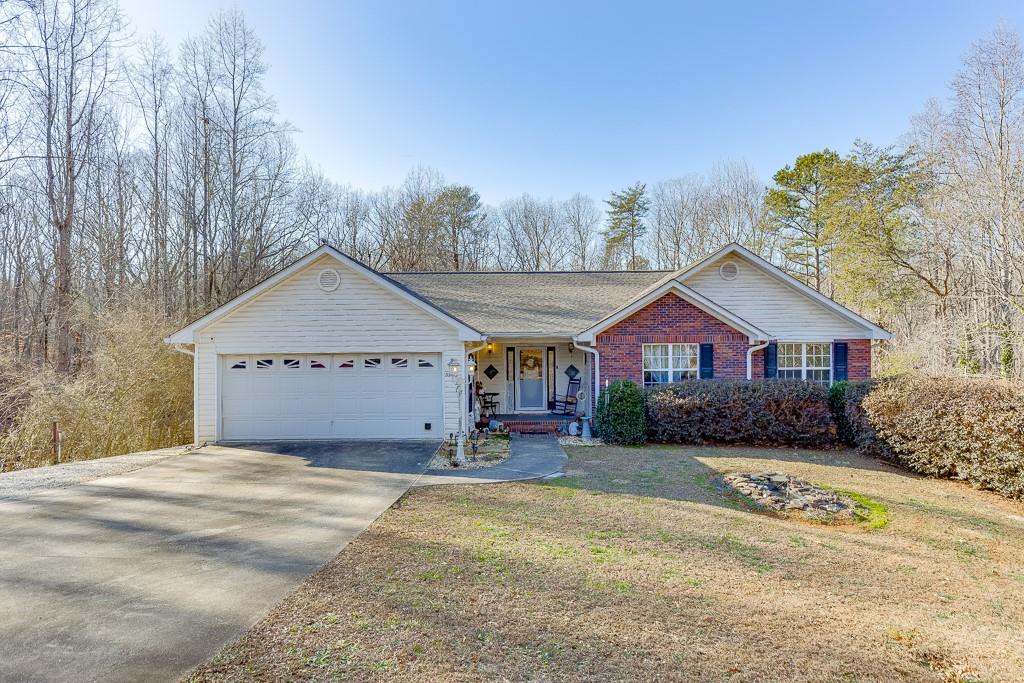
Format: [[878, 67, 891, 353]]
[[568, 342, 575, 354]]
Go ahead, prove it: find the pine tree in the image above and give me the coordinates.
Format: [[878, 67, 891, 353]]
[[603, 183, 650, 269]]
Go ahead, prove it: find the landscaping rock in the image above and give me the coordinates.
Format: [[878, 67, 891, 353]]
[[723, 471, 867, 522]]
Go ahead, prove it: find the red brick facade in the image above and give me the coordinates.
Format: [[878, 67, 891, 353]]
[[838, 338, 872, 380], [595, 293, 873, 386], [597, 294, 752, 384]]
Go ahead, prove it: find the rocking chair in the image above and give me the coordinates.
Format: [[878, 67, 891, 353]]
[[552, 377, 581, 416]]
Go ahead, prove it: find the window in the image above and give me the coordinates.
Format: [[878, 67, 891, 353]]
[[391, 357, 408, 368], [363, 357, 381, 368], [777, 343, 832, 386], [256, 358, 274, 369], [417, 358, 435, 368], [283, 358, 300, 369], [338, 358, 355, 369], [229, 359, 247, 370], [642, 343, 698, 386], [309, 359, 327, 369]]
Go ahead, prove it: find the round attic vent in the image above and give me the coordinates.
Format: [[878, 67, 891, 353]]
[[318, 268, 340, 292], [719, 261, 739, 281], [716, 264, 741, 282]]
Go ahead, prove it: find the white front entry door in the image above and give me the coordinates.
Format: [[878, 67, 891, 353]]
[[219, 353, 442, 440], [517, 347, 546, 410]]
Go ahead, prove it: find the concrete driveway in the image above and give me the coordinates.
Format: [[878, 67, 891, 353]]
[[0, 441, 437, 683]]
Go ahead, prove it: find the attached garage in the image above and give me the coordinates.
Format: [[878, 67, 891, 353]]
[[165, 245, 483, 444], [220, 353, 442, 440]]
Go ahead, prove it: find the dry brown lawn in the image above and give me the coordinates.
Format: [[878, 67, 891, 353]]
[[188, 445, 1024, 683]]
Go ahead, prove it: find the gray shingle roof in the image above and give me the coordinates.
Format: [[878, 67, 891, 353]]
[[386, 270, 670, 336]]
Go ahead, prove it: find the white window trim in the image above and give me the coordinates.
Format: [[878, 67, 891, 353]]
[[777, 342, 832, 385], [642, 343, 699, 386]]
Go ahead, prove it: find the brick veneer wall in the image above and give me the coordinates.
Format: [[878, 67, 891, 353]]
[[594, 294, 875, 386], [597, 293, 752, 384], [839, 338, 872, 380]]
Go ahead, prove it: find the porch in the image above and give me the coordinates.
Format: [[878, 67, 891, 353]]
[[470, 339, 593, 423]]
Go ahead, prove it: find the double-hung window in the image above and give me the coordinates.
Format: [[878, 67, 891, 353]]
[[778, 342, 831, 386], [642, 343, 698, 386]]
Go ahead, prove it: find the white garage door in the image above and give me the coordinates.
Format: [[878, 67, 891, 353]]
[[220, 353, 443, 440]]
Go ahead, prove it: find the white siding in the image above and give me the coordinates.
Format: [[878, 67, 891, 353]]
[[195, 339, 217, 443], [192, 255, 463, 441], [683, 253, 869, 340]]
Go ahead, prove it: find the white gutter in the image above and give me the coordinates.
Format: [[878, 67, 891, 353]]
[[171, 344, 195, 358], [572, 340, 600, 411], [746, 340, 770, 380]]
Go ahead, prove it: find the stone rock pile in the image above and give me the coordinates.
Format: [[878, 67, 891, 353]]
[[723, 471, 866, 522]]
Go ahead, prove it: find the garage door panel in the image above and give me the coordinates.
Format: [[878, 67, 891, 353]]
[[221, 353, 442, 440]]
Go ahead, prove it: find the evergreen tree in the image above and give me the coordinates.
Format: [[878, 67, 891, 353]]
[[764, 150, 846, 293], [603, 182, 650, 269]]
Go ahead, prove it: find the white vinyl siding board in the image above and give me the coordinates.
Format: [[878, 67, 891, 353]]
[[195, 339, 218, 443], [192, 255, 463, 440], [683, 254, 868, 341]]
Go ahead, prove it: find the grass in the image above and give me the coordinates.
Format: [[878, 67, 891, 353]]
[[187, 444, 1024, 682]]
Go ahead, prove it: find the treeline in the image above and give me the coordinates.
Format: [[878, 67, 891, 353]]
[[0, 0, 1021, 380]]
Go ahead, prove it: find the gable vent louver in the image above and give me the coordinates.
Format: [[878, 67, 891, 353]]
[[318, 268, 341, 292], [718, 262, 739, 281]]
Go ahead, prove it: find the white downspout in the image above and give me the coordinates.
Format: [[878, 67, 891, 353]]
[[171, 344, 195, 358], [572, 340, 600, 410], [746, 340, 769, 380]]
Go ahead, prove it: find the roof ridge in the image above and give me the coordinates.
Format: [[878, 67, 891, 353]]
[[387, 269, 672, 275]]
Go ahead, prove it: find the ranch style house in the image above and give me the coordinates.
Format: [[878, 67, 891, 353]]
[[165, 242, 892, 443]]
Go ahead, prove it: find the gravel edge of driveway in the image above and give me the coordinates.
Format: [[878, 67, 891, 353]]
[[0, 445, 194, 501]]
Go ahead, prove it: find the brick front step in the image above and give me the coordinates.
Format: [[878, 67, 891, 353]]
[[503, 420, 566, 434]]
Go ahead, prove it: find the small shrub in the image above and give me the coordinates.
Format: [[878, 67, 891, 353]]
[[828, 381, 854, 445], [856, 375, 1024, 498], [833, 380, 894, 461], [646, 380, 836, 447], [595, 380, 646, 445]]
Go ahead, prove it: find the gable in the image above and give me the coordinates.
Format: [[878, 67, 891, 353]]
[[601, 292, 750, 340], [166, 246, 481, 345], [175, 254, 475, 352], [682, 253, 872, 341]]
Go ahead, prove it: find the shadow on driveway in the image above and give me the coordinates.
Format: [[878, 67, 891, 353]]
[[0, 440, 436, 683]]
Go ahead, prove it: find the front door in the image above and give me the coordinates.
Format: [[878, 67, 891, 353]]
[[517, 347, 546, 410]]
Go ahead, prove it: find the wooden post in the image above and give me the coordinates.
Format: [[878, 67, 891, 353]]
[[51, 418, 61, 464]]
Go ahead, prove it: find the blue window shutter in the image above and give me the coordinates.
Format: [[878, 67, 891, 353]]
[[699, 344, 714, 379], [764, 342, 778, 379], [833, 342, 848, 382]]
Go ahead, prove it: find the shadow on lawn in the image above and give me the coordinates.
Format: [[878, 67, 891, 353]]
[[548, 443, 908, 509]]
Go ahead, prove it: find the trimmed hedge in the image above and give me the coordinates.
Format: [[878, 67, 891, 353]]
[[837, 376, 1024, 498], [646, 380, 836, 447], [595, 380, 646, 445]]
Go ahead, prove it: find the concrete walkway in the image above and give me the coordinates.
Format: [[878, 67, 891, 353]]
[[416, 433, 567, 486], [0, 441, 436, 683]]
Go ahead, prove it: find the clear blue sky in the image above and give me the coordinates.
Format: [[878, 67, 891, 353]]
[[120, 0, 1024, 205]]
